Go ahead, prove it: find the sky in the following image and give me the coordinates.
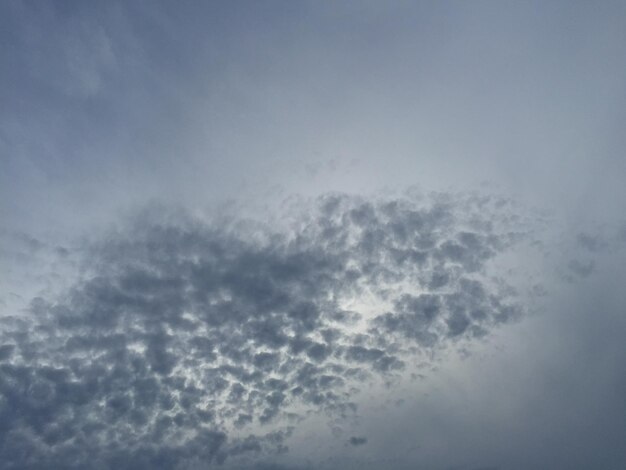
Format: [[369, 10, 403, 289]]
[[1, 1, 626, 469]]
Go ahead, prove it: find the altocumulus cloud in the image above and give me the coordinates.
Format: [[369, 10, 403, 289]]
[[0, 191, 529, 469]]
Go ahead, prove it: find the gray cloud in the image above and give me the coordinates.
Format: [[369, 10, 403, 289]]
[[3, 2, 625, 468], [349, 436, 368, 447], [0, 192, 526, 468]]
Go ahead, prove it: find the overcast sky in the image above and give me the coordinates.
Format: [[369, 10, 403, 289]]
[[1, 2, 626, 469]]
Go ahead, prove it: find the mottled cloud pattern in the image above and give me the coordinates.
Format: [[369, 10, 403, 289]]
[[0, 192, 526, 469]]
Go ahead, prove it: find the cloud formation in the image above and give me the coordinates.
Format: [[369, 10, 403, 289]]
[[0, 192, 525, 469], [349, 436, 368, 447]]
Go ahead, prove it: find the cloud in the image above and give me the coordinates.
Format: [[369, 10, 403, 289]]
[[0, 191, 526, 468], [349, 436, 368, 446]]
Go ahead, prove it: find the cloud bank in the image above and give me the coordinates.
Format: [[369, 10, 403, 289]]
[[0, 192, 527, 469]]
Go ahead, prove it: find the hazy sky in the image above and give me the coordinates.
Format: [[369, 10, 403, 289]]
[[1, 2, 626, 469]]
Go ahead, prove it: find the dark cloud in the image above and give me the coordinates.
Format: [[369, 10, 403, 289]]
[[576, 233, 605, 253], [0, 192, 525, 468], [349, 436, 368, 446], [0, 345, 14, 361], [567, 259, 595, 280]]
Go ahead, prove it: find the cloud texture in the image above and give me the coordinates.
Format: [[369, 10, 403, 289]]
[[0, 192, 526, 469]]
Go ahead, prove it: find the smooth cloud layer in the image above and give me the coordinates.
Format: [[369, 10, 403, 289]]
[[0, 192, 527, 469]]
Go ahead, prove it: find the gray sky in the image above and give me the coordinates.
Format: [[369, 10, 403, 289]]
[[1, 2, 626, 469]]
